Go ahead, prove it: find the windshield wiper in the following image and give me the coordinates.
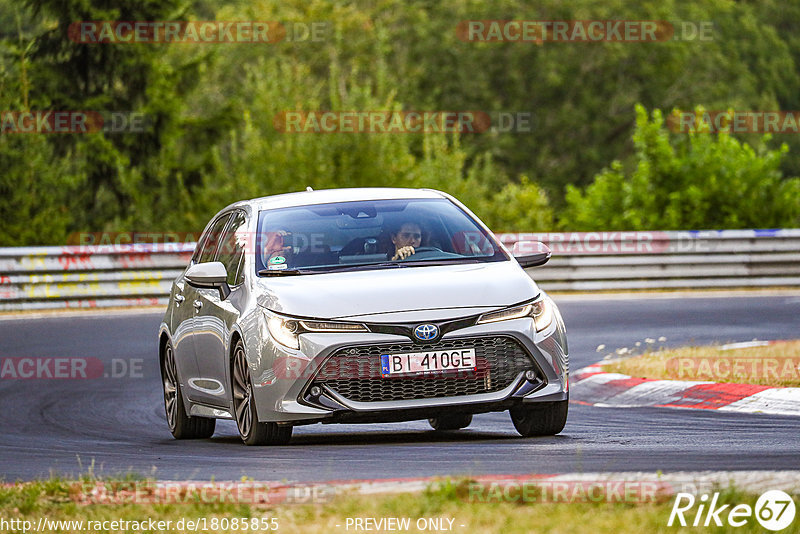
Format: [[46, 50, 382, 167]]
[[399, 258, 483, 266], [259, 263, 404, 276], [258, 268, 314, 276], [309, 262, 405, 273]]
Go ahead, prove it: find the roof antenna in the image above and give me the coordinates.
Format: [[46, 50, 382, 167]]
[[306, 186, 314, 192]]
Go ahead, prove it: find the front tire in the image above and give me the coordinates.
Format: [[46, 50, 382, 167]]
[[232, 340, 292, 446], [162, 340, 216, 439], [428, 414, 472, 431], [510, 399, 568, 437]]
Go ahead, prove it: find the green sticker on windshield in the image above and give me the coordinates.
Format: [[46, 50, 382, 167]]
[[269, 255, 286, 265]]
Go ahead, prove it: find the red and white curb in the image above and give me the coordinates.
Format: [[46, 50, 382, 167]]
[[572, 365, 800, 416]]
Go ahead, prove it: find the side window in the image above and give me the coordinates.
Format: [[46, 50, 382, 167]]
[[216, 211, 248, 286], [191, 227, 211, 263], [196, 214, 232, 264]]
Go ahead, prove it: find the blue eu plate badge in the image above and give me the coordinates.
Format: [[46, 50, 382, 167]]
[[380, 355, 390, 375]]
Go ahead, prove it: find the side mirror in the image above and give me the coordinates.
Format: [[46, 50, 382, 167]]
[[511, 241, 551, 268], [185, 261, 231, 300]]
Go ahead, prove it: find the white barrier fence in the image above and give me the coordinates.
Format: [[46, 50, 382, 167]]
[[0, 243, 194, 311], [499, 229, 800, 291], [0, 230, 798, 311]]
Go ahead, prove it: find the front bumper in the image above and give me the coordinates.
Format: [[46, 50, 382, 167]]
[[249, 311, 569, 424]]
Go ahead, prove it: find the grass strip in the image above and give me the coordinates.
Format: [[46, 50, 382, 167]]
[[602, 341, 800, 387], [0, 477, 794, 533]]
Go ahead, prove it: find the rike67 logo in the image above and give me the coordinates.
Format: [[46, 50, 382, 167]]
[[668, 490, 796, 531]]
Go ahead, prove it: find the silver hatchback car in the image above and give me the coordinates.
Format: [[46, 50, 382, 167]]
[[158, 188, 569, 445]]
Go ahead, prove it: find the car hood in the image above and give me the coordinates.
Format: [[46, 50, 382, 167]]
[[254, 261, 539, 320]]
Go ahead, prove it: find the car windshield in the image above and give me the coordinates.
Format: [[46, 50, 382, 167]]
[[256, 198, 507, 275]]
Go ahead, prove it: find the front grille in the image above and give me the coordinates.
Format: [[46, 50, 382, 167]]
[[309, 336, 536, 403]]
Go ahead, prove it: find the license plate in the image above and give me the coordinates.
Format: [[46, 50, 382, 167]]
[[380, 348, 476, 376]]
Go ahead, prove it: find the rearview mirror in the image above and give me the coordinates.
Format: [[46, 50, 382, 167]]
[[185, 261, 231, 300], [511, 241, 551, 268]]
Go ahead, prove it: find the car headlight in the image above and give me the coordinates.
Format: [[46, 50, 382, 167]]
[[476, 296, 553, 332], [266, 315, 301, 349], [264, 312, 369, 350]]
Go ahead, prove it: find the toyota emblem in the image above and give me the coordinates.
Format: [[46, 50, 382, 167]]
[[413, 324, 439, 341]]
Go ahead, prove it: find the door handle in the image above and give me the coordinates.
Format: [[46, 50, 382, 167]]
[[174, 294, 185, 304], [193, 300, 203, 311]]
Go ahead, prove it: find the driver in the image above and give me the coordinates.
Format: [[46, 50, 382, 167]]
[[390, 222, 423, 260]]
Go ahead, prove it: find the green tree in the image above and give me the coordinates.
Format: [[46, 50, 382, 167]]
[[563, 104, 800, 230], [176, 30, 555, 232], [5, 0, 800, 244], [19, 0, 231, 234], [0, 1, 83, 245]]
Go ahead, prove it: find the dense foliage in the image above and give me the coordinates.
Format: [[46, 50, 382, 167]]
[[1, 0, 799, 244], [564, 105, 800, 230]]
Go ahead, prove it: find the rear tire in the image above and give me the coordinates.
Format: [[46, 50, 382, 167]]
[[232, 339, 293, 446], [510, 399, 568, 437], [162, 340, 216, 439], [428, 414, 472, 431]]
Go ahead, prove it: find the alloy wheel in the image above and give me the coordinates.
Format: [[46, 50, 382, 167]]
[[163, 344, 179, 431], [232, 343, 253, 438]]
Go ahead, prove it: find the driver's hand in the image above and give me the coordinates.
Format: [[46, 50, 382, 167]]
[[265, 230, 290, 254], [392, 246, 415, 260]]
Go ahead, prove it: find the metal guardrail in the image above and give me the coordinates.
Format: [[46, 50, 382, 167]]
[[500, 229, 800, 291], [0, 230, 798, 311], [0, 243, 194, 311]]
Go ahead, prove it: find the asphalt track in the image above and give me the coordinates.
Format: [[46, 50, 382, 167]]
[[0, 294, 798, 481]]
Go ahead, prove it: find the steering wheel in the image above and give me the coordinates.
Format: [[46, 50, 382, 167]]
[[397, 246, 443, 260]]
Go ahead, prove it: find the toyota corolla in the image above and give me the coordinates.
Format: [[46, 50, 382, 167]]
[[158, 188, 569, 445]]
